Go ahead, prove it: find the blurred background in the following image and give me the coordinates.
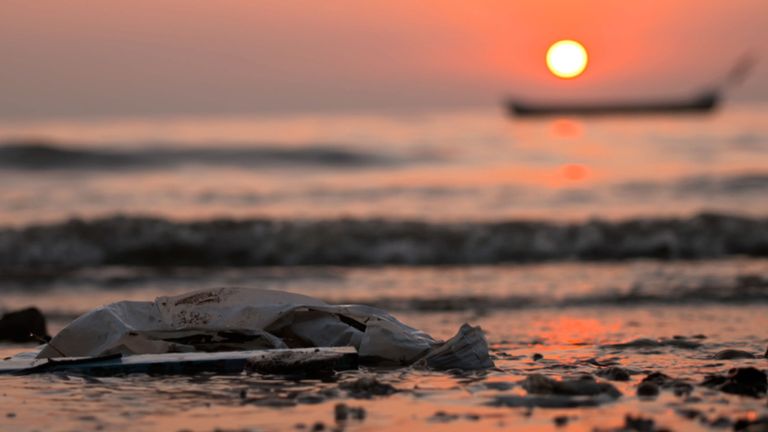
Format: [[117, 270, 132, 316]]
[[0, 0, 767, 227]]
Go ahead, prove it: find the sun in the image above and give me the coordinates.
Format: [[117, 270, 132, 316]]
[[546, 40, 588, 79]]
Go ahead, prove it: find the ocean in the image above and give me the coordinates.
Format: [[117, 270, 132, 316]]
[[1, 105, 767, 431]]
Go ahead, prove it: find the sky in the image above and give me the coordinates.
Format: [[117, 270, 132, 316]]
[[1, 0, 766, 120]]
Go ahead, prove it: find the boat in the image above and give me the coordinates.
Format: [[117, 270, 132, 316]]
[[507, 56, 754, 117], [508, 90, 719, 117]]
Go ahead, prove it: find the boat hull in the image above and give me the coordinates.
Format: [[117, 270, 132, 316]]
[[508, 91, 719, 117]]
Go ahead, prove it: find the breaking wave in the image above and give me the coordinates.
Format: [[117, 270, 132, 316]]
[[0, 140, 395, 170], [1, 213, 767, 271]]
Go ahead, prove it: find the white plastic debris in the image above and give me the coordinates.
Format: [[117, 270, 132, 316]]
[[38, 287, 493, 370]]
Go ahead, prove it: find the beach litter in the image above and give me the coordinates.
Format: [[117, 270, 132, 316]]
[[0, 287, 493, 375]]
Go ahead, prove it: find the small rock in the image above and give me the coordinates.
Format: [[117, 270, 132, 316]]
[[334, 403, 366, 422], [702, 367, 767, 398], [640, 371, 693, 396], [429, 411, 460, 423], [641, 372, 672, 386], [522, 374, 621, 398], [6, 412, 16, 419], [296, 394, 325, 404], [624, 414, 655, 432], [713, 349, 756, 360], [707, 416, 732, 428], [554, 415, 569, 427], [0, 307, 48, 343], [637, 382, 659, 398], [340, 376, 397, 399], [311, 422, 325, 431], [675, 408, 701, 420], [733, 415, 768, 431], [596, 366, 631, 381], [532, 353, 543, 361]]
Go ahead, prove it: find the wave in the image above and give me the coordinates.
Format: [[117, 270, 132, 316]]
[[0, 140, 395, 170], [0, 213, 767, 270]]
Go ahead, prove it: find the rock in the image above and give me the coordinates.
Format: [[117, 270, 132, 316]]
[[532, 353, 543, 361], [713, 349, 756, 360], [492, 374, 621, 409], [339, 376, 397, 399], [734, 415, 768, 431], [702, 367, 767, 397], [623, 415, 656, 432], [490, 394, 615, 408], [596, 366, 631, 381], [429, 411, 460, 423], [0, 307, 48, 343], [640, 372, 693, 396], [594, 414, 670, 432], [522, 374, 622, 398], [334, 403, 365, 422], [553, 415, 569, 427], [637, 382, 659, 398], [602, 337, 701, 350]]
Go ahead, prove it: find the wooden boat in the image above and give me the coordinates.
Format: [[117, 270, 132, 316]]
[[508, 90, 719, 117], [507, 56, 754, 117]]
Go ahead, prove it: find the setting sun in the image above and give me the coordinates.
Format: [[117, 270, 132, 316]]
[[546, 40, 588, 79]]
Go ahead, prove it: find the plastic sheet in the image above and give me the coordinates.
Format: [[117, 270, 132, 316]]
[[38, 287, 493, 370]]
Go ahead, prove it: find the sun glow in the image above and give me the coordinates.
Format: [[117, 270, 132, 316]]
[[546, 40, 588, 79]]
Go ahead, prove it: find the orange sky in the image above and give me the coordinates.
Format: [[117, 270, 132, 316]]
[[0, 0, 766, 119]]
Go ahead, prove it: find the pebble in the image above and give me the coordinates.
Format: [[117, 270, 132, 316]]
[[596, 366, 631, 381], [334, 403, 365, 422], [637, 382, 659, 398], [553, 415, 569, 427], [713, 349, 756, 360], [702, 367, 767, 397], [340, 376, 397, 399]]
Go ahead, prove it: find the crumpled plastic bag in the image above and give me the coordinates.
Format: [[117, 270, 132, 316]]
[[38, 287, 494, 370]]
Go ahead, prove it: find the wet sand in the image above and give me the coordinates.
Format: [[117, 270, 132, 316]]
[[2, 304, 766, 431]]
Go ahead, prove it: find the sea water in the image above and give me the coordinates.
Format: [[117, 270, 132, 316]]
[[1, 105, 767, 431]]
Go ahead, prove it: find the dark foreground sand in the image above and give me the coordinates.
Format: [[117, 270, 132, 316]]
[[1, 304, 766, 432]]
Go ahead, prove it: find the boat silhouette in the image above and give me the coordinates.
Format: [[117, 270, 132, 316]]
[[507, 56, 755, 117]]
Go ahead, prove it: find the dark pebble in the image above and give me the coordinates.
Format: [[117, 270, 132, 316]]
[[702, 367, 767, 397], [340, 376, 397, 399], [554, 415, 569, 427], [734, 415, 768, 431], [0, 307, 48, 343], [532, 353, 543, 361], [713, 349, 756, 360], [596, 366, 631, 381], [429, 411, 460, 423], [637, 382, 660, 398], [334, 403, 366, 422], [311, 422, 325, 431], [675, 408, 701, 420], [708, 416, 732, 428], [624, 414, 655, 431]]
